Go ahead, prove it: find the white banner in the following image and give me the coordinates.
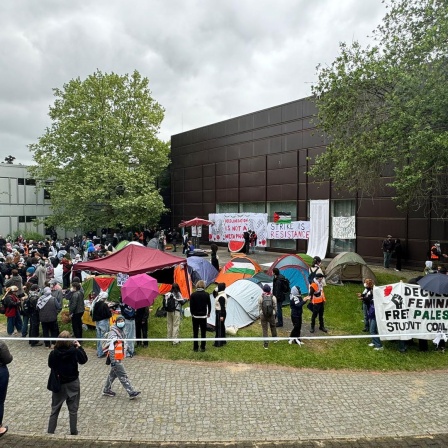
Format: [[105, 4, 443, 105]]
[[267, 221, 310, 240], [191, 226, 202, 237], [306, 199, 329, 259], [374, 283, 448, 340], [332, 216, 356, 240], [208, 213, 268, 247]]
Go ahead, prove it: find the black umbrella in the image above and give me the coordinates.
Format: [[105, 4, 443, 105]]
[[417, 273, 448, 295]]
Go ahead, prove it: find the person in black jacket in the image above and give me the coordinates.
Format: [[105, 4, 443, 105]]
[[189, 280, 211, 352], [47, 330, 88, 435], [213, 283, 227, 347], [288, 286, 308, 345], [0, 340, 13, 437], [91, 291, 112, 358], [272, 268, 289, 328], [135, 306, 149, 348]]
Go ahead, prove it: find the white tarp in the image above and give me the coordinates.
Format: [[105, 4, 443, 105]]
[[332, 216, 356, 240], [374, 282, 448, 340], [306, 199, 329, 259], [209, 213, 268, 247], [267, 221, 310, 240], [207, 279, 262, 329]]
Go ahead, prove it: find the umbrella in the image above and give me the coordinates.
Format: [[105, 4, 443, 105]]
[[417, 273, 448, 295], [121, 273, 159, 309], [179, 217, 214, 227]]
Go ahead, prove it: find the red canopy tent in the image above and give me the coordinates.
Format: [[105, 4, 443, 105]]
[[179, 217, 214, 227], [73, 242, 187, 284]]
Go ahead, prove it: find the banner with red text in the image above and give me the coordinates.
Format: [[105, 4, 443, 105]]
[[208, 213, 268, 247], [374, 282, 448, 340]]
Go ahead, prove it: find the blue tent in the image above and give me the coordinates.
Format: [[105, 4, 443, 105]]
[[187, 256, 218, 287], [268, 254, 310, 305]]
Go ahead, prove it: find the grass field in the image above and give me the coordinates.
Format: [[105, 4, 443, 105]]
[[3, 267, 447, 372]]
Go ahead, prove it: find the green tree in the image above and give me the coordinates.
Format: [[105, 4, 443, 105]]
[[29, 70, 170, 230], [310, 0, 448, 217]]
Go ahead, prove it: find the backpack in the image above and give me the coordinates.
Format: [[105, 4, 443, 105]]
[[121, 304, 136, 319], [0, 298, 5, 315], [308, 267, 319, 284], [281, 277, 291, 294], [165, 293, 176, 312], [261, 294, 274, 318]]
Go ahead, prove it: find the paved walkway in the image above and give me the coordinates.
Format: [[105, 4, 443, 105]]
[[2, 339, 448, 446]]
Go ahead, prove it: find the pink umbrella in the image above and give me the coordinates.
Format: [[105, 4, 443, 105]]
[[121, 274, 159, 309], [179, 217, 214, 227]]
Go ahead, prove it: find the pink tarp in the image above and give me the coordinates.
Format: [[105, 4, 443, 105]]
[[73, 242, 186, 275]]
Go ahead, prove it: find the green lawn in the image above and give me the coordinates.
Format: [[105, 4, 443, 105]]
[[4, 269, 447, 371]]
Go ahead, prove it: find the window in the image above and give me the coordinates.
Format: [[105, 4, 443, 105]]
[[18, 178, 25, 185], [44, 189, 51, 199], [239, 203, 265, 213], [25, 178, 36, 186], [26, 216, 36, 223], [330, 200, 356, 253], [18, 216, 25, 223], [267, 201, 297, 250], [216, 203, 239, 213]]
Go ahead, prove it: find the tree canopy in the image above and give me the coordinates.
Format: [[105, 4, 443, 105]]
[[310, 0, 448, 217], [29, 70, 170, 231]]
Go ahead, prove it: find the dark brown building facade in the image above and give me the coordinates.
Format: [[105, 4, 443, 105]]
[[170, 97, 447, 267]]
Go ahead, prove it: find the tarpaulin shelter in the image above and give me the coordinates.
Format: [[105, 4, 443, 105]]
[[325, 252, 377, 285], [215, 255, 262, 287], [82, 275, 121, 303], [207, 279, 262, 329], [187, 256, 218, 287], [267, 254, 310, 302], [73, 242, 186, 284]]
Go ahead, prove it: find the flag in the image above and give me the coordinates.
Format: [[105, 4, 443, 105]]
[[273, 212, 291, 223]]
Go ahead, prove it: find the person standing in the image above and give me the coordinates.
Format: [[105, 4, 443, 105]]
[[0, 340, 12, 437], [182, 232, 189, 254], [272, 268, 289, 328], [47, 331, 88, 435], [189, 280, 211, 352], [135, 306, 149, 348], [309, 273, 328, 333], [289, 286, 308, 345], [69, 282, 85, 341], [258, 284, 278, 349], [3, 286, 23, 336], [243, 230, 250, 254], [171, 230, 179, 252], [37, 287, 61, 348], [357, 279, 382, 350], [35, 259, 47, 289], [210, 244, 219, 271], [394, 238, 403, 272], [102, 316, 141, 399], [213, 283, 227, 347], [119, 303, 136, 357], [91, 292, 112, 358], [381, 235, 395, 269], [164, 283, 187, 345], [28, 284, 42, 347]]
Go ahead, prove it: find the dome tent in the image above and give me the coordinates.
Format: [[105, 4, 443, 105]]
[[325, 252, 377, 285]]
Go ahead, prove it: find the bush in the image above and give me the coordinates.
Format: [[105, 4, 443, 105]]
[[10, 230, 46, 242]]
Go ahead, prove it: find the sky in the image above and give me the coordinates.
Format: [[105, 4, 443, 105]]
[[0, 0, 387, 164]]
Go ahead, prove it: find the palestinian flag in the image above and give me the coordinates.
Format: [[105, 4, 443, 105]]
[[273, 212, 291, 223], [225, 258, 256, 275]]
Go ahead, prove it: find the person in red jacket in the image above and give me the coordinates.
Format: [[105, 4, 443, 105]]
[[3, 286, 23, 336]]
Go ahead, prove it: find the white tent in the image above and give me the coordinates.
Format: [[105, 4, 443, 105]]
[[207, 279, 262, 330]]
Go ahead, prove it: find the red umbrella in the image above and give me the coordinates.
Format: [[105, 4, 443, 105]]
[[121, 274, 159, 309], [179, 217, 214, 227]]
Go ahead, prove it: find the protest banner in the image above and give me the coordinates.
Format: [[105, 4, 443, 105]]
[[267, 221, 310, 240], [208, 213, 268, 247], [374, 282, 448, 340], [332, 216, 356, 239]]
